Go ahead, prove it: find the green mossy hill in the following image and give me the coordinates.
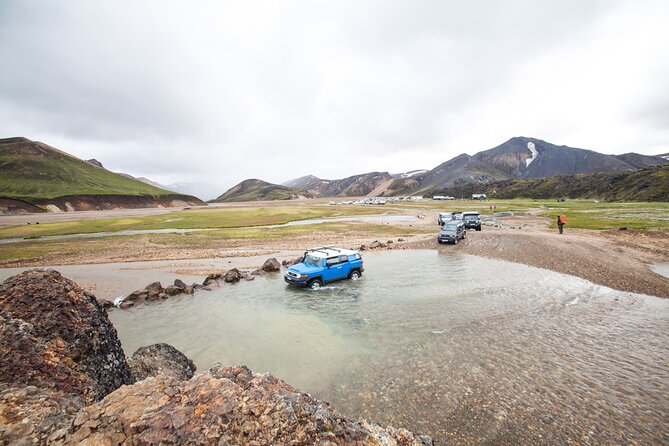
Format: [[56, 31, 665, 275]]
[[427, 164, 669, 202], [0, 137, 179, 200], [211, 179, 312, 202]]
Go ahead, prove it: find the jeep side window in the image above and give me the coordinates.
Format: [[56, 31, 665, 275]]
[[339, 255, 348, 263], [326, 257, 340, 267]]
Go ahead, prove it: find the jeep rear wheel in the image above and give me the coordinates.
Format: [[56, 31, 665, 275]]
[[349, 270, 360, 280], [463, 232, 467, 239], [308, 279, 323, 290]]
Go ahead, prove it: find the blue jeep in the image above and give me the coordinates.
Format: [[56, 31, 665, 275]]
[[284, 247, 364, 289]]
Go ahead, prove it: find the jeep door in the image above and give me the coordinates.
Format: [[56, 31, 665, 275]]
[[323, 256, 342, 282], [338, 255, 352, 278]]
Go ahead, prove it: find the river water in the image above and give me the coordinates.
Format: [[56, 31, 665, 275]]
[[109, 250, 669, 445]]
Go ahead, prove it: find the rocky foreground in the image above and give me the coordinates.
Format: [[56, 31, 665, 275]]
[[0, 269, 432, 445]]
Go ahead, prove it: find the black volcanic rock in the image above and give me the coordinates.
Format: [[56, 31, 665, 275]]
[[128, 343, 197, 382], [0, 270, 132, 403]]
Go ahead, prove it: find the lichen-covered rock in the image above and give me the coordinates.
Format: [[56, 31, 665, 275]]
[[60, 365, 432, 446], [0, 384, 84, 445], [0, 269, 132, 403], [261, 257, 281, 272], [128, 343, 197, 382]]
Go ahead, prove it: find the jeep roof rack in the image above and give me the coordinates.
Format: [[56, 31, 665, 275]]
[[306, 246, 341, 254]]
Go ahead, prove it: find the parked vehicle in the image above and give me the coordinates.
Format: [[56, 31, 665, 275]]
[[437, 221, 466, 244], [438, 212, 453, 225], [462, 212, 481, 231], [451, 212, 463, 221], [284, 247, 364, 289]]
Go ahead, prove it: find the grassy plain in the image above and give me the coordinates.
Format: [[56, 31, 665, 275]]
[[2, 199, 668, 242]]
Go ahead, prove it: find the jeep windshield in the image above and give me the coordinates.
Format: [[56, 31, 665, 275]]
[[464, 215, 479, 221], [303, 254, 323, 267], [441, 223, 459, 233]]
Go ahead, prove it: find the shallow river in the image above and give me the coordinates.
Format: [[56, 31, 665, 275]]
[[109, 250, 669, 445]]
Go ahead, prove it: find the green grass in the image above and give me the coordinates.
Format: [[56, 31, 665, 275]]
[[0, 205, 390, 239], [0, 139, 175, 200], [1, 199, 666, 244], [388, 198, 669, 230]]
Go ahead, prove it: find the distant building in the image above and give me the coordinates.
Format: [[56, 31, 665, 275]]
[[472, 194, 487, 200], [433, 195, 455, 200]]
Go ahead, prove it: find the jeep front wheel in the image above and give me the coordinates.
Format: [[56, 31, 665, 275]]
[[309, 279, 323, 290]]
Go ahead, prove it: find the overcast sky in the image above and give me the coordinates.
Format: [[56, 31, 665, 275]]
[[1, 0, 668, 198]]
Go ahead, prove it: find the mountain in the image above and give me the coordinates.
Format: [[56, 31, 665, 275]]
[[473, 137, 634, 178], [211, 179, 313, 202], [0, 137, 204, 213], [614, 153, 669, 169], [117, 172, 170, 190], [423, 164, 669, 202], [416, 153, 511, 192], [215, 136, 668, 202], [281, 175, 326, 189]]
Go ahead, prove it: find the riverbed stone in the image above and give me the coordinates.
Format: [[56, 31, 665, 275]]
[[282, 256, 303, 267], [127, 343, 196, 382], [262, 257, 281, 272], [224, 268, 242, 283], [174, 279, 188, 289], [164, 285, 182, 296], [0, 269, 132, 403]]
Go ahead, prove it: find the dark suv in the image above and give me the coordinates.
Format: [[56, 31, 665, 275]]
[[462, 212, 481, 231], [437, 221, 466, 244]]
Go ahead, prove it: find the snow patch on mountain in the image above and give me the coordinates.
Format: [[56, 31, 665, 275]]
[[525, 142, 538, 167], [398, 169, 428, 178]]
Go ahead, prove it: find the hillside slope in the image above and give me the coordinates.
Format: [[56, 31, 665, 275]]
[[211, 179, 312, 202], [424, 164, 669, 202], [0, 137, 204, 212]]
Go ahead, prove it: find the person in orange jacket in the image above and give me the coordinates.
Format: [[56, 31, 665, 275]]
[[557, 214, 567, 234]]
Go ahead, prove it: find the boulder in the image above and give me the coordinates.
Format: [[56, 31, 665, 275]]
[[174, 279, 188, 289], [164, 285, 182, 296], [145, 281, 163, 293], [0, 270, 132, 403], [123, 289, 147, 304], [224, 268, 242, 283], [202, 273, 223, 287], [184, 285, 195, 295], [261, 257, 281, 272], [0, 385, 84, 445], [127, 343, 196, 383], [282, 256, 303, 267], [60, 365, 432, 446]]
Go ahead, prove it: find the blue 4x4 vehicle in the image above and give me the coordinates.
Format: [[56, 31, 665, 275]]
[[284, 247, 364, 289]]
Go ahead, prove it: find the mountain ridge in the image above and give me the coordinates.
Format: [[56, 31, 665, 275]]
[[219, 136, 668, 201]]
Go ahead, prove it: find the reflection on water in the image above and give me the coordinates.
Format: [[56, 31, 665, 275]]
[[109, 250, 669, 445]]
